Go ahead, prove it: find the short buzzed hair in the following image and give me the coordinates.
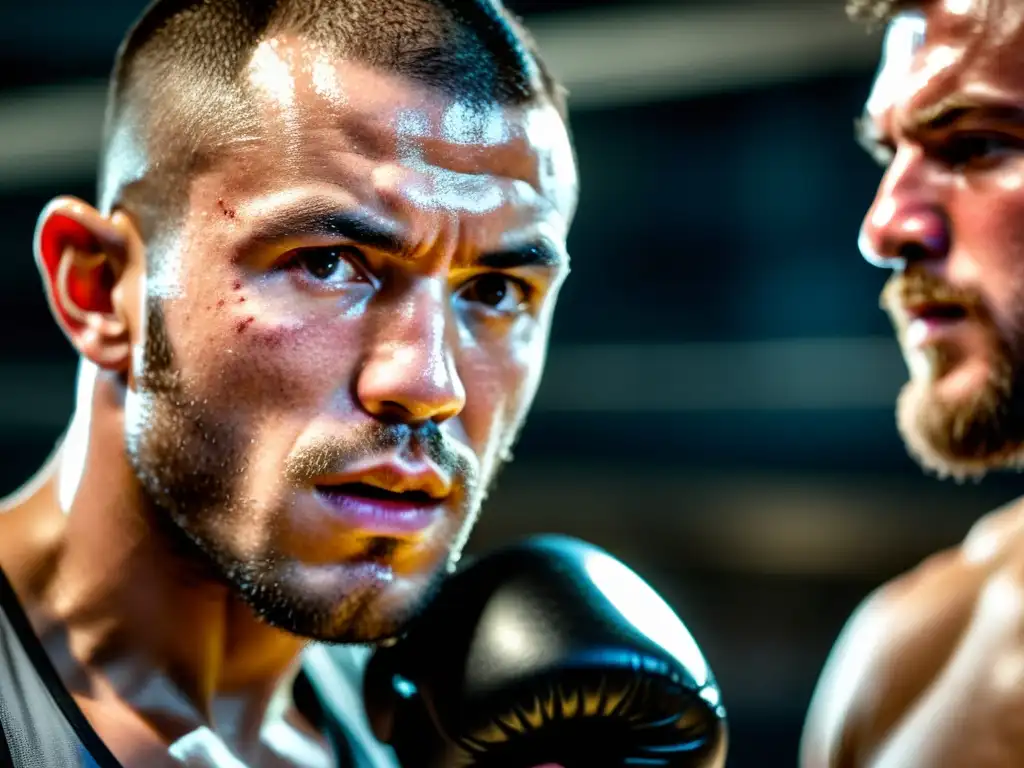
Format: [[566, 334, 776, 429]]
[[99, 0, 569, 241]]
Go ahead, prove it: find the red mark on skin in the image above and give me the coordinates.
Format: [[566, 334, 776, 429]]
[[250, 321, 304, 349], [232, 281, 242, 291], [238, 296, 246, 303], [236, 317, 255, 333], [217, 198, 237, 219], [216, 299, 226, 308]]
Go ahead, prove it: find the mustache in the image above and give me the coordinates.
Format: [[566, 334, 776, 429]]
[[284, 421, 476, 486], [880, 271, 986, 318]]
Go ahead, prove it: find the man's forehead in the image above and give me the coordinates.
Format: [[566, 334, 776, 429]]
[[245, 36, 556, 154], [243, 35, 577, 214], [864, 0, 1024, 122]]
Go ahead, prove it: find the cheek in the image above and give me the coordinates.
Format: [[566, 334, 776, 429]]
[[952, 188, 1024, 324], [458, 321, 549, 448], [161, 291, 361, 419]]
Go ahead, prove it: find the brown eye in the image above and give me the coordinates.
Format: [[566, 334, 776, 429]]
[[459, 274, 530, 313], [301, 249, 340, 279], [937, 134, 1017, 170], [288, 246, 366, 285]]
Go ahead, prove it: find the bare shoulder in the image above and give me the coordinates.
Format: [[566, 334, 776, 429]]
[[961, 499, 1024, 561], [799, 501, 1024, 768]]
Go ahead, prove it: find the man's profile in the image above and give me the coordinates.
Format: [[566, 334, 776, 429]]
[[0, 0, 577, 765], [801, 1, 1024, 766]]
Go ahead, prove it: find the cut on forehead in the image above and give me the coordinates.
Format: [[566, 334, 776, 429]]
[[97, 0, 570, 243]]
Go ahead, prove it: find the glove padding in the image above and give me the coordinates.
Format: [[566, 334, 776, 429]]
[[363, 535, 727, 768]]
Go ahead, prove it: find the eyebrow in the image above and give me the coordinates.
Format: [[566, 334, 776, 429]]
[[246, 200, 408, 254], [478, 242, 568, 270], [908, 98, 981, 132], [857, 97, 1024, 151], [242, 195, 568, 269]]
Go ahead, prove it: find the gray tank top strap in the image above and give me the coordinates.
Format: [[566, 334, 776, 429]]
[[300, 644, 399, 768], [0, 567, 117, 767]]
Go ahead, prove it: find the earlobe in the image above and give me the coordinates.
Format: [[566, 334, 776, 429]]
[[34, 196, 137, 371]]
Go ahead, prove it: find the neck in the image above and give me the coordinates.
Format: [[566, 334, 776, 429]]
[[0, 361, 308, 746]]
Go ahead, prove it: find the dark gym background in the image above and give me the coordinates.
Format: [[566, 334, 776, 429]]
[[0, 1, 1012, 765]]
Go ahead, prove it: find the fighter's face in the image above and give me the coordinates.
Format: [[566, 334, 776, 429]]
[[122, 38, 576, 642], [859, 2, 1024, 479]]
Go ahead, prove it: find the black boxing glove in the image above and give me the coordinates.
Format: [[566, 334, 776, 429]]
[[363, 535, 727, 768]]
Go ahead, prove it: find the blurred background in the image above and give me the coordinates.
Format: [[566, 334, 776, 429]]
[[0, 0, 1016, 765]]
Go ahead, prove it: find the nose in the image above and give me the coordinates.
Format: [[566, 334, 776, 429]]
[[858, 147, 950, 270], [357, 283, 466, 425]]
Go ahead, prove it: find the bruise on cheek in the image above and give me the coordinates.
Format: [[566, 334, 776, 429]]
[[212, 317, 330, 414], [246, 317, 308, 350], [257, 331, 283, 348]]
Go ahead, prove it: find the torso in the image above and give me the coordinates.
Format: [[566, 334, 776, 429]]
[[807, 502, 1024, 768]]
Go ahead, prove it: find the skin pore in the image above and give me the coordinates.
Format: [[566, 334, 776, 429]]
[[0, 34, 576, 768]]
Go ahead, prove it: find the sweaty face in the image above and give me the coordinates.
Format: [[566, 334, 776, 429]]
[[859, 3, 1024, 479], [122, 38, 577, 642]]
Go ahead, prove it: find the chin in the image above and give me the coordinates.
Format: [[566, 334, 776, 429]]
[[232, 556, 449, 644], [896, 353, 1024, 481]]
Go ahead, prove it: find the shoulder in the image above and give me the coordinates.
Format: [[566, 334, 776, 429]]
[[799, 502, 1024, 768]]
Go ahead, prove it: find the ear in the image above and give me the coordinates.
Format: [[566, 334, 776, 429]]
[[34, 196, 141, 372]]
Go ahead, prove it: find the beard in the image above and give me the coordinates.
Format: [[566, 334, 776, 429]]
[[884, 272, 1024, 481], [122, 298, 501, 643]]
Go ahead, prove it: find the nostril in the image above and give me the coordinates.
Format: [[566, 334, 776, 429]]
[[376, 400, 414, 424], [898, 242, 932, 263], [896, 208, 950, 262]]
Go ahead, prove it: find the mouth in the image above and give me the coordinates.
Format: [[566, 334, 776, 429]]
[[900, 301, 972, 350], [904, 301, 969, 323], [316, 482, 438, 506], [313, 482, 444, 536]]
